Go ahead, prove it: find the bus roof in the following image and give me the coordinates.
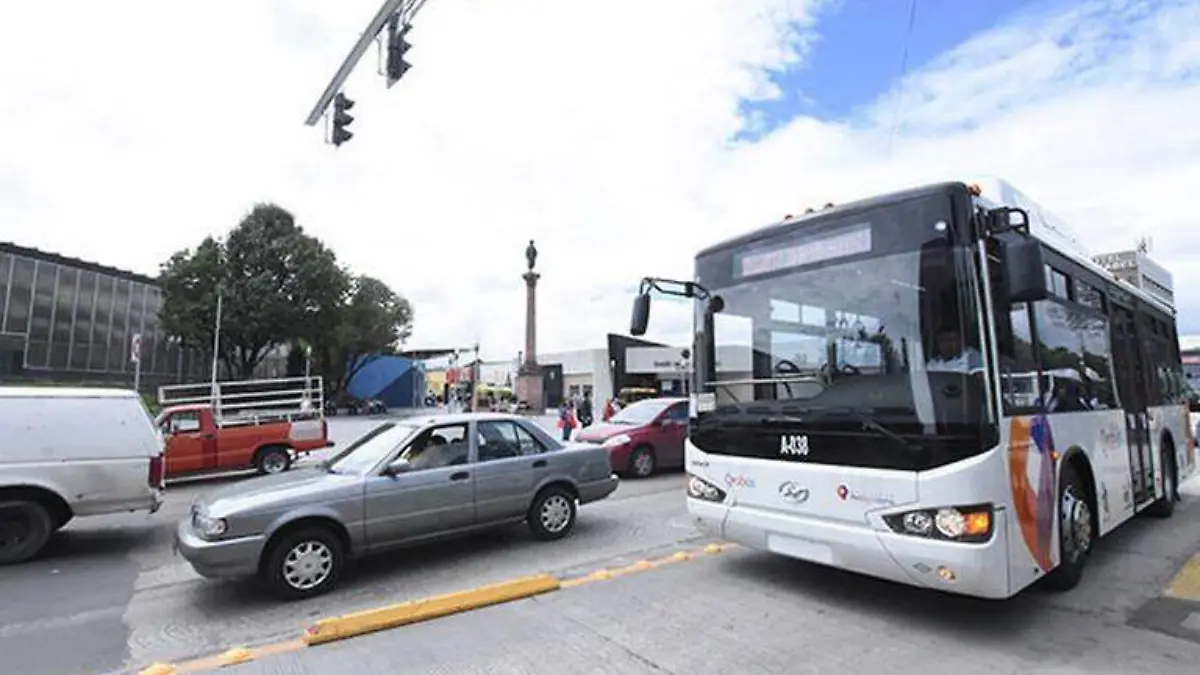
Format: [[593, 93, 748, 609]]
[[698, 177, 1175, 320], [696, 181, 965, 258], [970, 178, 1176, 318]]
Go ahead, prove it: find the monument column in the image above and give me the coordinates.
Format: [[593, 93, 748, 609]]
[[516, 240, 544, 412]]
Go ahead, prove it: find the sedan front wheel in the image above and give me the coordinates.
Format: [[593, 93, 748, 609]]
[[261, 526, 345, 600], [527, 486, 577, 541]]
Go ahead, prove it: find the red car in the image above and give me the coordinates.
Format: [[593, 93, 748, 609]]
[[576, 396, 689, 478]]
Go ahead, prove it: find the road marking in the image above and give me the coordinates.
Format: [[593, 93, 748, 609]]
[[136, 541, 736, 674], [1165, 553, 1200, 602]]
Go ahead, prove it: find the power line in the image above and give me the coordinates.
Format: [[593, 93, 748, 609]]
[[887, 0, 919, 156]]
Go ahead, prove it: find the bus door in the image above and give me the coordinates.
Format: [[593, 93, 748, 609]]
[[1111, 304, 1154, 503]]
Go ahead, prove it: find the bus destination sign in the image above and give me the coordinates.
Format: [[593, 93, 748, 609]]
[[736, 223, 872, 279]]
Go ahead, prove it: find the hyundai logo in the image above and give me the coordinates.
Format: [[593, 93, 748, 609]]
[[778, 481, 810, 503]]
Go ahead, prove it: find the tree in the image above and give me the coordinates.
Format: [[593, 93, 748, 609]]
[[158, 203, 350, 379], [158, 236, 224, 355], [312, 275, 414, 397]]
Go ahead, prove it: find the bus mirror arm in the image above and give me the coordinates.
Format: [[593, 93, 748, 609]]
[[630, 277, 722, 336]]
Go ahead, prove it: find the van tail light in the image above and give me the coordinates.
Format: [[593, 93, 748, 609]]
[[149, 455, 165, 488]]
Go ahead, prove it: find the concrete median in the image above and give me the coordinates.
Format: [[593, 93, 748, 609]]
[[302, 574, 562, 646]]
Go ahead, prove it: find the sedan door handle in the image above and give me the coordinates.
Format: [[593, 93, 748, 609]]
[[532, 459, 548, 468], [450, 471, 471, 481], [198, 433, 215, 440]]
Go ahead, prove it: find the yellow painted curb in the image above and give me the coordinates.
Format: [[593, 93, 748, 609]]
[[302, 574, 561, 645], [138, 664, 175, 675], [1165, 553, 1200, 602]]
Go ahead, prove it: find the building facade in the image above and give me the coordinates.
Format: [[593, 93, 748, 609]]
[[0, 242, 207, 388], [1092, 249, 1175, 308]]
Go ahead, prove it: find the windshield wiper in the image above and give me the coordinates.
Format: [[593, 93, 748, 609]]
[[804, 407, 926, 461]]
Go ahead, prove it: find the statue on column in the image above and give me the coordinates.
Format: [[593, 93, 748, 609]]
[[525, 239, 538, 272]]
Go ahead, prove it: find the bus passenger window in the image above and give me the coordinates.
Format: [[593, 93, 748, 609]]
[[999, 303, 1040, 414]]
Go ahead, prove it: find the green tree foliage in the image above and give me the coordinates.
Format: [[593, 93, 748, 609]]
[[158, 203, 349, 379], [312, 275, 414, 397]]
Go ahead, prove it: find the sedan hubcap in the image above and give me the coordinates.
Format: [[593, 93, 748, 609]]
[[283, 541, 333, 590], [634, 452, 653, 476], [540, 495, 572, 533]]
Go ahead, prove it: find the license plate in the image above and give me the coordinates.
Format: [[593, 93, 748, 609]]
[[767, 534, 833, 564]]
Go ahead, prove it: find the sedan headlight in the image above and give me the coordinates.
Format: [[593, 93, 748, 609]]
[[602, 434, 632, 448], [192, 512, 228, 540]]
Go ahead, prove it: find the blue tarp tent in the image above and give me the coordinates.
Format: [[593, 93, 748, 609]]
[[346, 355, 426, 409]]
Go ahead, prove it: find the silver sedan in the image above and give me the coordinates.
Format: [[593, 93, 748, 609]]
[[175, 413, 619, 599]]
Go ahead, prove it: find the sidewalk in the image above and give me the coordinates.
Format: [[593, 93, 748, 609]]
[[1128, 472, 1200, 644]]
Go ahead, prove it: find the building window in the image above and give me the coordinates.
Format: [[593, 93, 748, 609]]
[[0, 252, 11, 326], [5, 256, 35, 337], [72, 271, 97, 371], [109, 279, 131, 371], [90, 276, 116, 371], [50, 267, 77, 369]]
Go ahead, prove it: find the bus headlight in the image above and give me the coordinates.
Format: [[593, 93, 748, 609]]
[[884, 504, 993, 543], [687, 475, 727, 503]]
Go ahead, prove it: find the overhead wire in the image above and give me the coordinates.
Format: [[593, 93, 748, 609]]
[[887, 0, 920, 156]]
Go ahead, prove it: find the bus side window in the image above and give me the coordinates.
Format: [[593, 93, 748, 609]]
[[999, 302, 1041, 414]]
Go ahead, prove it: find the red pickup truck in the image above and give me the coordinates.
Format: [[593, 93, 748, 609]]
[[156, 404, 332, 478]]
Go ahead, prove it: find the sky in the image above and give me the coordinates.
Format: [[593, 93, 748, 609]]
[[2, 0, 1199, 361]]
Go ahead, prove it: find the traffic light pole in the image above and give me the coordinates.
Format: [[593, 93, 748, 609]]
[[304, 0, 431, 127]]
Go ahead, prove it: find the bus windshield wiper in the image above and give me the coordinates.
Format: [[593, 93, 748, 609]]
[[804, 406, 925, 461]]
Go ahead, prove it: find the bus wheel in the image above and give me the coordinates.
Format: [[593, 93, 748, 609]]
[[1145, 442, 1177, 518], [1046, 462, 1093, 592]]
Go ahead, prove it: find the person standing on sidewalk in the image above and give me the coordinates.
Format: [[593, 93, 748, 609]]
[[557, 401, 577, 441], [578, 391, 594, 428]]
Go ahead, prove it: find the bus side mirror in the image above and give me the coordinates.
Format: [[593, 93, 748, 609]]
[[631, 293, 651, 336], [1002, 237, 1048, 304]]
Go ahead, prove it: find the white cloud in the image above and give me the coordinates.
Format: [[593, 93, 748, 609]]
[[1, 0, 1198, 365]]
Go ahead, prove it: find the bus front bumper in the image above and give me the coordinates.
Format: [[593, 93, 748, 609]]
[[689, 498, 1012, 599]]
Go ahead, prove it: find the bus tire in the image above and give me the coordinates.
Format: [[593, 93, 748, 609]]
[[1045, 462, 1093, 592], [1145, 441, 1177, 519]]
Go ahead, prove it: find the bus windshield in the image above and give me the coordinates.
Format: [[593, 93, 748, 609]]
[[690, 194, 994, 470]]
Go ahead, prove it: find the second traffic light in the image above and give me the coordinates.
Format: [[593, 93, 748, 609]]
[[386, 15, 412, 88], [331, 92, 355, 146]]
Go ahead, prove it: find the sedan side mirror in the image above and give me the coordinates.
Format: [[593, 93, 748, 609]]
[[385, 458, 412, 476]]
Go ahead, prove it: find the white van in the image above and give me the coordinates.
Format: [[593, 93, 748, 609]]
[[0, 387, 165, 564]]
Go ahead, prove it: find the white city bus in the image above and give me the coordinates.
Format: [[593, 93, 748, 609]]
[[630, 180, 1195, 599]]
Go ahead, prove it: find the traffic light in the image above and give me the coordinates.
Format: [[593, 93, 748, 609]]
[[331, 92, 355, 146], [386, 15, 412, 88]]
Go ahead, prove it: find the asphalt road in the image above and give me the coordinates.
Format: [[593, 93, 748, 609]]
[[2, 414, 1198, 675], [195, 478, 1200, 675], [0, 414, 688, 675]]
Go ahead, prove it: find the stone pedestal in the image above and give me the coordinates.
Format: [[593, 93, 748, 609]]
[[518, 270, 543, 411], [516, 368, 544, 413]]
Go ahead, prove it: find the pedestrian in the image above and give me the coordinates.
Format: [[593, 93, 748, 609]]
[[578, 391, 594, 428], [557, 401, 576, 442]]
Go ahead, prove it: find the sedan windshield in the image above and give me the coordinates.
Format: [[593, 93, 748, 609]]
[[611, 399, 671, 425], [326, 422, 420, 475]]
